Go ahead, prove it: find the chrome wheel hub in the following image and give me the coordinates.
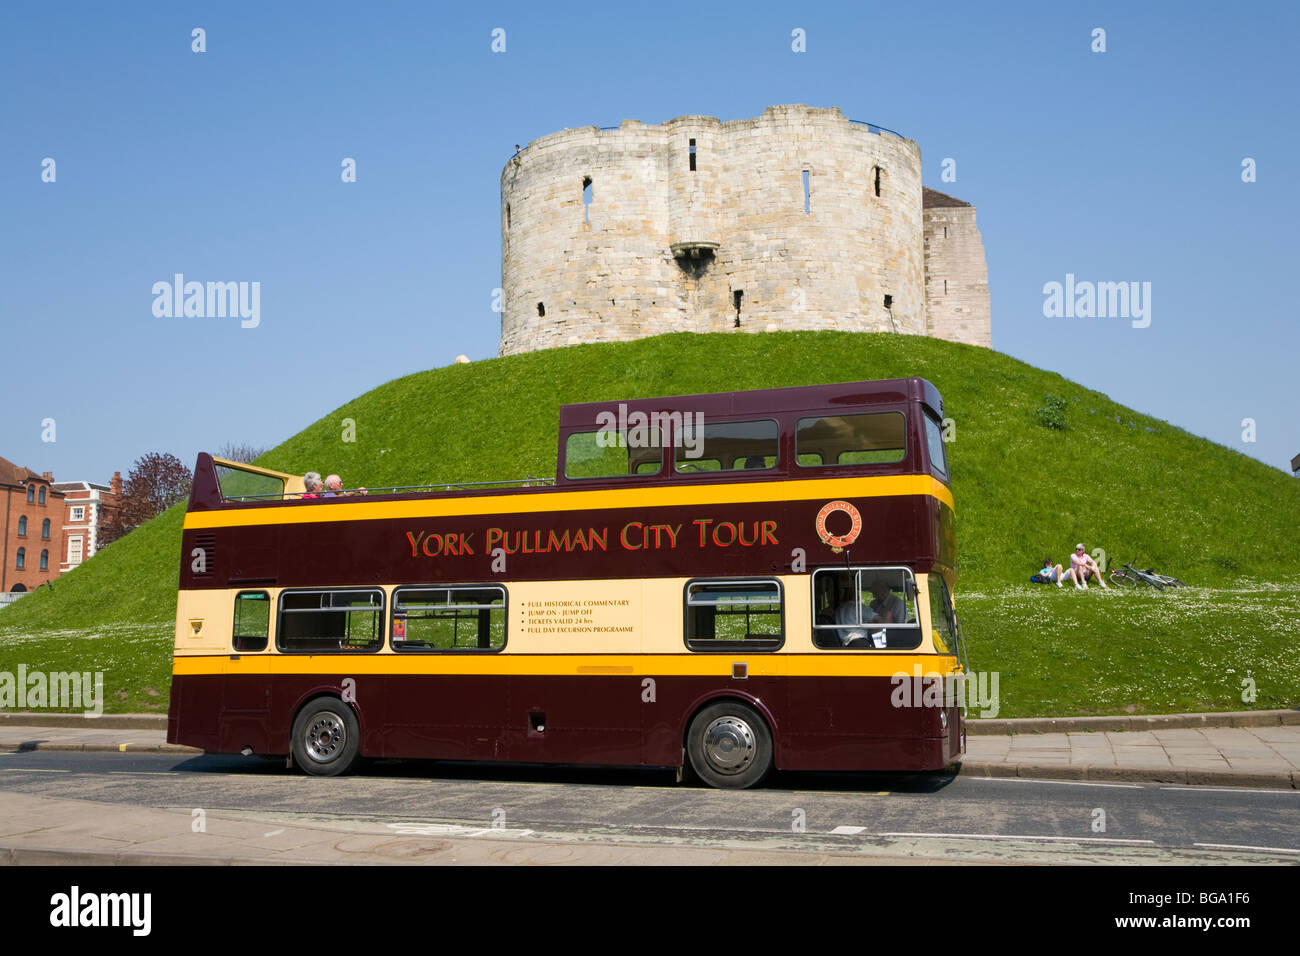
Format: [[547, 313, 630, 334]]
[[305, 713, 346, 763], [702, 716, 756, 775]]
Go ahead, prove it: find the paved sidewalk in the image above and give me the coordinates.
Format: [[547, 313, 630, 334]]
[[1, 710, 1298, 788]]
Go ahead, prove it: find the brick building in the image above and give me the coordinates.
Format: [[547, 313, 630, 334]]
[[0, 457, 66, 594], [52, 472, 123, 572]]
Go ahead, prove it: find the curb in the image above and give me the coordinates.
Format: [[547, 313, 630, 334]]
[[0, 713, 167, 730], [5, 741, 1295, 789], [966, 709, 1300, 735], [0, 845, 303, 867], [4, 709, 1297, 734], [0, 740, 200, 755], [958, 761, 1299, 790]]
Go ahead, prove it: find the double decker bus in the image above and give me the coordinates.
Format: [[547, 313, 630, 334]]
[[168, 377, 965, 788]]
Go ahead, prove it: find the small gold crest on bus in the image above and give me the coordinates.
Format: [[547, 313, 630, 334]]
[[815, 500, 862, 553], [189, 618, 204, 636]]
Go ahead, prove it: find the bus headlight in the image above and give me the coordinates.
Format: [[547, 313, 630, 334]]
[[939, 709, 948, 732]]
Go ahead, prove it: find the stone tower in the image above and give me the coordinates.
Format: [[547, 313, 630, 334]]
[[499, 104, 990, 355], [922, 187, 992, 348]]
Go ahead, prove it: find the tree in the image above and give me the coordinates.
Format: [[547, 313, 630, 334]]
[[216, 441, 267, 464], [98, 452, 193, 548]]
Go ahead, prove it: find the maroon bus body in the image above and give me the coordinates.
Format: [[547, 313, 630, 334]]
[[168, 377, 963, 775]]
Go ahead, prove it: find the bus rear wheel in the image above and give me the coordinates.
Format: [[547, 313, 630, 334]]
[[686, 701, 773, 789], [291, 699, 360, 776]]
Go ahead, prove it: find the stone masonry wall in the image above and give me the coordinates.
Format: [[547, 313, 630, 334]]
[[499, 105, 929, 355], [923, 203, 992, 348]]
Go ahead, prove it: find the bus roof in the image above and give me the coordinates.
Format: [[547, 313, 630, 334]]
[[558, 377, 943, 430]]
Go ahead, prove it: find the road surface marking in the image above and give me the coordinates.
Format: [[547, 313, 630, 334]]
[[830, 826, 867, 835], [0, 768, 69, 773], [881, 831, 1155, 845], [1160, 786, 1298, 795], [965, 777, 1142, 789], [109, 771, 178, 776], [1193, 842, 1299, 854]]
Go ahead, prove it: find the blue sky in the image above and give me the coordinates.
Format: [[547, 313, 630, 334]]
[[3, 0, 1297, 482]]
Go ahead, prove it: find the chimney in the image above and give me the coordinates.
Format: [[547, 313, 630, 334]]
[[42, 471, 53, 480], [111, 471, 123, 496]]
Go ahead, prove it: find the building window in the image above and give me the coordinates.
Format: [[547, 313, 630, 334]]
[[689, 138, 697, 172], [582, 176, 593, 224], [26, 485, 34, 503], [16, 516, 26, 537], [537, 302, 545, 317], [41, 518, 50, 539], [38, 487, 46, 505], [40, 550, 48, 571], [802, 169, 811, 214], [873, 166, 882, 197], [68, 536, 84, 565], [684, 579, 784, 651], [70, 506, 85, 522], [392, 586, 507, 652], [15, 548, 24, 570]]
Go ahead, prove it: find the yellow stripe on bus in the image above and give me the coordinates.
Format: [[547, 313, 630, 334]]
[[182, 474, 954, 530], [171, 653, 961, 679]]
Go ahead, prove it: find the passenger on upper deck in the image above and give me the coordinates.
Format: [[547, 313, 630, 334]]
[[323, 474, 367, 497], [301, 472, 323, 499]]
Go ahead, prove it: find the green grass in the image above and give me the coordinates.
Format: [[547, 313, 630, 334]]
[[961, 582, 1300, 718], [2, 331, 1298, 715]]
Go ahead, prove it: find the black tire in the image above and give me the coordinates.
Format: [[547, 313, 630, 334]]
[[686, 701, 773, 789], [1110, 569, 1137, 589], [291, 698, 361, 776]]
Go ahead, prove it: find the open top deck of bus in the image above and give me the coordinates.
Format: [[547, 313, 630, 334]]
[[186, 377, 947, 511]]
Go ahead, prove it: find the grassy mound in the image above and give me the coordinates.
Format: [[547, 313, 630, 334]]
[[3, 331, 1297, 716]]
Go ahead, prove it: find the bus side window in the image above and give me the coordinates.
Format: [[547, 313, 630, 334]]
[[392, 586, 506, 652], [277, 589, 384, 652], [684, 579, 783, 651], [796, 412, 906, 467], [811, 567, 921, 650], [233, 591, 270, 652], [928, 576, 956, 654]]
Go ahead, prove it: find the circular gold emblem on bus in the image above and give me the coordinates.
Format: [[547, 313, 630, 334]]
[[815, 500, 862, 553]]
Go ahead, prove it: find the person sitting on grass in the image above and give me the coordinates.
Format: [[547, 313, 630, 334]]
[[1033, 557, 1064, 587], [1068, 543, 1108, 589]]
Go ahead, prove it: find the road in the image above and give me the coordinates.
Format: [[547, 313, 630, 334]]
[[0, 750, 1297, 864]]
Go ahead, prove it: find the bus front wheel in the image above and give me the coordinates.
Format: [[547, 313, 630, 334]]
[[291, 699, 361, 776], [686, 701, 773, 789]]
